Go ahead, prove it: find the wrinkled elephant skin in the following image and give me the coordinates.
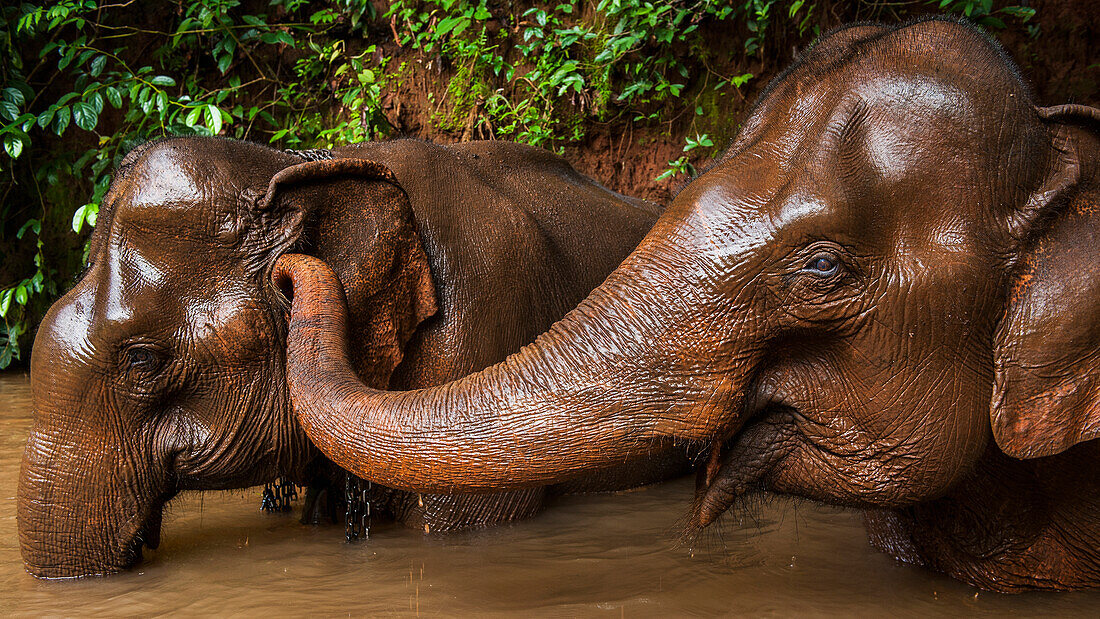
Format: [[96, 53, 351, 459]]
[[18, 137, 690, 578], [279, 19, 1100, 591]]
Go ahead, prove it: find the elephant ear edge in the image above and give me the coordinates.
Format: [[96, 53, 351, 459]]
[[991, 104, 1100, 459], [260, 156, 439, 388]]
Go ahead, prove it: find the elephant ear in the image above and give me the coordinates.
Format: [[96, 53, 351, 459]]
[[261, 157, 438, 388], [992, 104, 1100, 459]]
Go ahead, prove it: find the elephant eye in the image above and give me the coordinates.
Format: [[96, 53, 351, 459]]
[[121, 345, 161, 373], [805, 254, 839, 276]]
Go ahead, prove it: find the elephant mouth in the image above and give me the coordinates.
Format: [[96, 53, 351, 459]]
[[125, 503, 164, 567], [688, 407, 794, 531], [106, 490, 174, 578]]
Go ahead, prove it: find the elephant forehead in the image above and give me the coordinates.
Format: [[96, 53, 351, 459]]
[[109, 148, 252, 245], [121, 145, 216, 208], [850, 76, 974, 180], [856, 74, 972, 117], [78, 235, 253, 342]]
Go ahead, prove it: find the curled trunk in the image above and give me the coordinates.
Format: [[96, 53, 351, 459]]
[[275, 229, 744, 492]]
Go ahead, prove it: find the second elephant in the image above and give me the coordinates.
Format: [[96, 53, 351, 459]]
[[18, 136, 689, 578]]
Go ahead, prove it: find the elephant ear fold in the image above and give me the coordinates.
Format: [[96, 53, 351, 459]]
[[992, 105, 1100, 459], [261, 157, 438, 387], [256, 157, 400, 239]]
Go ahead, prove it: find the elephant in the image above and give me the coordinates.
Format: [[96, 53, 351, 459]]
[[273, 18, 1100, 592], [17, 136, 692, 578]]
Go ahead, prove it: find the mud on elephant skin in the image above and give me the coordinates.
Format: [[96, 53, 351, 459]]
[[278, 18, 1100, 592], [18, 136, 692, 578]]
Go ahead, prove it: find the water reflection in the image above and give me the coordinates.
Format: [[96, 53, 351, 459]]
[[3, 370, 1098, 615]]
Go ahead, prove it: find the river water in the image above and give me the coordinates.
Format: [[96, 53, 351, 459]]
[[3, 371, 1099, 616]]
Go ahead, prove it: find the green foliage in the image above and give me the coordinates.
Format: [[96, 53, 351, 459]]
[[657, 133, 713, 181], [385, 0, 779, 148], [382, 0, 1035, 162], [0, 0, 385, 367], [0, 0, 1049, 367], [932, 0, 1035, 30]]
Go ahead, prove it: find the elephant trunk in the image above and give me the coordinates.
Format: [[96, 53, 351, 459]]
[[18, 309, 171, 579], [276, 209, 757, 493], [18, 427, 164, 578]]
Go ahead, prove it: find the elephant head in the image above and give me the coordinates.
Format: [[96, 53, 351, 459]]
[[18, 137, 437, 577], [277, 19, 1100, 590]]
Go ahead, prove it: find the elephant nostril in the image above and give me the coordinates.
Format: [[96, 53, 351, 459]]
[[271, 258, 297, 303]]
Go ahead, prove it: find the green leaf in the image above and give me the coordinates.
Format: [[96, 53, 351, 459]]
[[978, 16, 1006, 29], [54, 106, 71, 135], [185, 106, 203, 126], [89, 54, 106, 77], [150, 75, 176, 86], [37, 107, 55, 128], [1000, 6, 1036, 21], [76, 49, 95, 69], [14, 285, 27, 306], [259, 31, 295, 47], [206, 104, 223, 134], [3, 134, 23, 158], [217, 53, 232, 74], [72, 101, 98, 131], [2, 87, 25, 106], [16, 219, 39, 239], [105, 86, 122, 108], [731, 73, 753, 88], [89, 92, 104, 114], [0, 290, 11, 317], [435, 16, 461, 37], [58, 47, 76, 70], [72, 204, 88, 233], [0, 100, 18, 121]]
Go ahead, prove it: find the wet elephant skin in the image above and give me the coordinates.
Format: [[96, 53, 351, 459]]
[[278, 18, 1100, 592], [18, 137, 692, 578]]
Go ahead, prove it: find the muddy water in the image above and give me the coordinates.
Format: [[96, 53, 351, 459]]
[[3, 372, 1099, 616]]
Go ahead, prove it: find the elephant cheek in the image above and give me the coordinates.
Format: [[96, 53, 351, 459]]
[[180, 307, 293, 479]]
